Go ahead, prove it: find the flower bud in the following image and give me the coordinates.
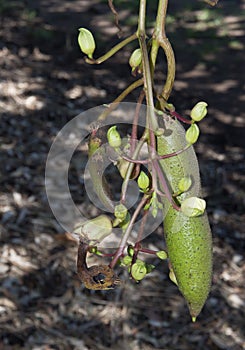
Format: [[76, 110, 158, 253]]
[[169, 269, 178, 285], [137, 171, 150, 190], [119, 212, 130, 231], [156, 250, 168, 260], [185, 124, 200, 144], [121, 255, 132, 267], [74, 215, 112, 244], [114, 204, 128, 222], [78, 28, 96, 59], [166, 103, 175, 112], [190, 101, 208, 122], [107, 126, 122, 148], [178, 176, 192, 192], [181, 197, 206, 217], [131, 260, 147, 281], [129, 48, 142, 71], [127, 245, 134, 257]]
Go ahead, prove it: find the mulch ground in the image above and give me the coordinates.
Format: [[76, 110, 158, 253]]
[[0, 0, 244, 349]]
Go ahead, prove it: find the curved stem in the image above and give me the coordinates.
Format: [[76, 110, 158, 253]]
[[86, 33, 137, 64], [98, 78, 143, 121], [131, 209, 149, 265], [109, 194, 149, 269], [151, 0, 176, 101], [154, 159, 180, 211], [137, 0, 158, 132], [159, 39, 175, 100], [121, 135, 147, 202], [130, 90, 145, 155]]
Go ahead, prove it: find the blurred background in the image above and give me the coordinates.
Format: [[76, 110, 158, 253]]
[[0, 0, 244, 349]]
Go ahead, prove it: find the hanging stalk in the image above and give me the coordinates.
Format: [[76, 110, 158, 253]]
[[77, 0, 217, 321]]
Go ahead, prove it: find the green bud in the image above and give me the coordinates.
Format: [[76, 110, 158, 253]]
[[144, 202, 151, 210], [107, 126, 122, 148], [156, 250, 168, 260], [121, 255, 132, 267], [114, 204, 128, 222], [119, 212, 131, 231], [78, 28, 96, 59], [166, 103, 175, 111], [89, 247, 103, 256], [129, 48, 142, 70], [169, 269, 178, 285], [190, 101, 208, 122], [127, 245, 134, 257], [74, 215, 112, 244], [89, 246, 98, 254], [145, 263, 155, 273], [185, 124, 200, 144], [150, 192, 163, 218], [112, 218, 121, 227], [131, 260, 147, 281], [151, 206, 158, 218], [181, 197, 206, 217], [137, 171, 150, 190], [178, 176, 192, 192]]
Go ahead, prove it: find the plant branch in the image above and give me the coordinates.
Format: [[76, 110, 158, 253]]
[[151, 0, 176, 101], [109, 195, 149, 269], [121, 136, 147, 202], [86, 33, 137, 64], [137, 0, 158, 132], [98, 78, 143, 121]]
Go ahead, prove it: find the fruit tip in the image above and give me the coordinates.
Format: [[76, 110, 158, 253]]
[[192, 316, 196, 323]]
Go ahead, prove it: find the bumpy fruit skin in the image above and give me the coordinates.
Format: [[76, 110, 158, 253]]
[[164, 208, 212, 318], [158, 116, 212, 319]]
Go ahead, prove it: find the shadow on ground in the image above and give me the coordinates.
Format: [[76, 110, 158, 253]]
[[0, 0, 244, 349]]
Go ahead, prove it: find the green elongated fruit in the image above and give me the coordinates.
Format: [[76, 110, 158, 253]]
[[157, 116, 212, 320]]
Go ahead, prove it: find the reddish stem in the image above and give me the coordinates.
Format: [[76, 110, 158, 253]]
[[153, 160, 180, 211], [131, 210, 149, 266], [130, 90, 145, 156], [122, 144, 191, 164], [170, 110, 192, 124]]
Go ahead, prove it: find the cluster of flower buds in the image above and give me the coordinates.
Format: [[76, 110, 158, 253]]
[[185, 101, 208, 144]]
